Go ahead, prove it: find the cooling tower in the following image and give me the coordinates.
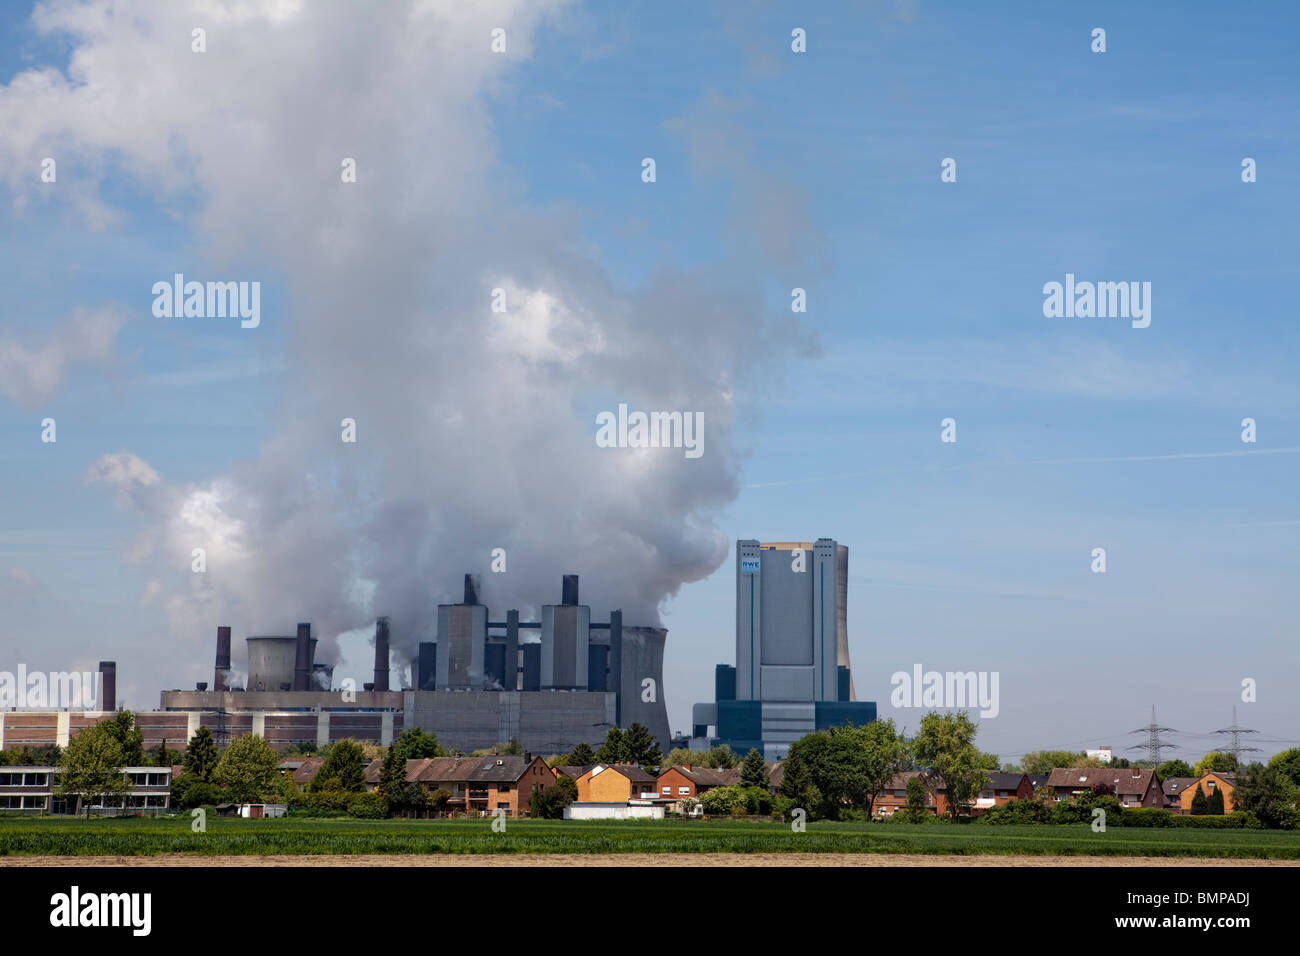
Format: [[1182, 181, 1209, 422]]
[[616, 625, 670, 749], [248, 636, 317, 692]]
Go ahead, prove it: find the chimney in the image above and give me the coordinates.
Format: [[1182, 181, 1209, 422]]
[[373, 617, 390, 692], [463, 573, 481, 605], [98, 661, 116, 712], [294, 623, 311, 691], [562, 574, 579, 606], [214, 626, 232, 692]]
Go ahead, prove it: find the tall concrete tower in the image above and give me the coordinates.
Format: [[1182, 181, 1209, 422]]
[[436, 574, 488, 690], [540, 574, 590, 690]]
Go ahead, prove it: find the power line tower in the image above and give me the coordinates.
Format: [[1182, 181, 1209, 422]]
[[1212, 706, 1261, 765], [1127, 705, 1177, 764]]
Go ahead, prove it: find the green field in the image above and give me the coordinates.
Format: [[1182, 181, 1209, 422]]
[[2, 816, 1299, 859]]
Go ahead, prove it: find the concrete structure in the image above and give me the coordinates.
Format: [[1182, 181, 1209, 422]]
[[564, 800, 665, 820], [689, 538, 876, 759]]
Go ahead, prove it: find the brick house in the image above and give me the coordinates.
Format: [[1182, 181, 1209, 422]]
[[973, 772, 1033, 813], [1161, 776, 1199, 811], [1178, 772, 1236, 814], [1046, 767, 1162, 808], [363, 753, 553, 817], [575, 763, 659, 803], [654, 765, 740, 802], [873, 771, 949, 817]]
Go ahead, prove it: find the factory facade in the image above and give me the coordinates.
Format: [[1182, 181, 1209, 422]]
[[689, 539, 876, 759]]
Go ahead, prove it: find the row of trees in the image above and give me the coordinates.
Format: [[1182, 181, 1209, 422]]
[[779, 712, 994, 821]]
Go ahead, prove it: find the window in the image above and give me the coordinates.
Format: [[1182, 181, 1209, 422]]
[[662, 786, 671, 794], [678, 786, 690, 795]]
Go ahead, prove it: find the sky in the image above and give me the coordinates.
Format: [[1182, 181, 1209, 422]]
[[0, 1, 1296, 765]]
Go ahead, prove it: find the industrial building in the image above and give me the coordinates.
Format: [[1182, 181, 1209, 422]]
[[139, 573, 670, 754], [688, 539, 876, 759]]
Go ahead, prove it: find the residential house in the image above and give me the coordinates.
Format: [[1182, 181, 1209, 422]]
[[974, 772, 1033, 813], [654, 765, 740, 802], [1178, 772, 1236, 815], [575, 763, 659, 803], [873, 771, 949, 817], [551, 765, 593, 783], [278, 756, 325, 789], [1046, 767, 1162, 808], [1161, 776, 1199, 812], [363, 754, 554, 817]]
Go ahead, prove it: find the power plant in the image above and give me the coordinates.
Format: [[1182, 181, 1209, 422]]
[[689, 539, 876, 759], [147, 572, 670, 753]]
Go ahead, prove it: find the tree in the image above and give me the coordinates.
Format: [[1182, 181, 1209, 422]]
[[1091, 781, 1115, 797], [389, 728, 443, 761], [905, 775, 929, 821], [151, 740, 181, 768], [1268, 748, 1300, 788], [100, 711, 144, 766], [567, 742, 596, 766], [1156, 759, 1194, 780], [312, 738, 366, 792], [1194, 752, 1238, 777], [530, 776, 577, 819], [622, 723, 662, 768], [183, 726, 219, 782], [741, 748, 768, 789], [708, 744, 737, 769], [1020, 750, 1093, 774], [1190, 784, 1209, 815], [1207, 785, 1225, 815], [911, 711, 990, 820], [214, 733, 280, 804], [1233, 762, 1298, 829], [59, 726, 128, 816], [595, 726, 626, 764], [780, 721, 909, 819]]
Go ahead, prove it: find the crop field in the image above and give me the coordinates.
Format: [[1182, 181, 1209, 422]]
[[2, 816, 1299, 860]]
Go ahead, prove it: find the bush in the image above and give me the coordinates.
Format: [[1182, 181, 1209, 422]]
[[700, 785, 747, 816], [742, 785, 772, 816], [1110, 807, 1172, 828], [346, 792, 387, 819], [307, 788, 357, 812], [171, 776, 228, 811], [975, 798, 1051, 825], [530, 784, 572, 820]]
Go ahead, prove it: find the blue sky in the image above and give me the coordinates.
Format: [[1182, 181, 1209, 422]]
[[1, 1, 1296, 764]]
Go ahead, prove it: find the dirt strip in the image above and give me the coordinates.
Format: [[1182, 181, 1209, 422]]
[[4, 853, 1296, 867]]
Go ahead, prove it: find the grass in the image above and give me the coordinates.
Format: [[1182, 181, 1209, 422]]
[[1, 816, 1299, 858]]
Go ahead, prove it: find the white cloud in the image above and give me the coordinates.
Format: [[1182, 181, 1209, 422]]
[[0, 305, 126, 407]]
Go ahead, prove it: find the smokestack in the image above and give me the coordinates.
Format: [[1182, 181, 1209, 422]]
[[98, 661, 116, 712], [294, 623, 311, 691], [463, 573, 481, 605], [214, 626, 232, 692], [373, 617, 390, 692], [562, 574, 579, 606]]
